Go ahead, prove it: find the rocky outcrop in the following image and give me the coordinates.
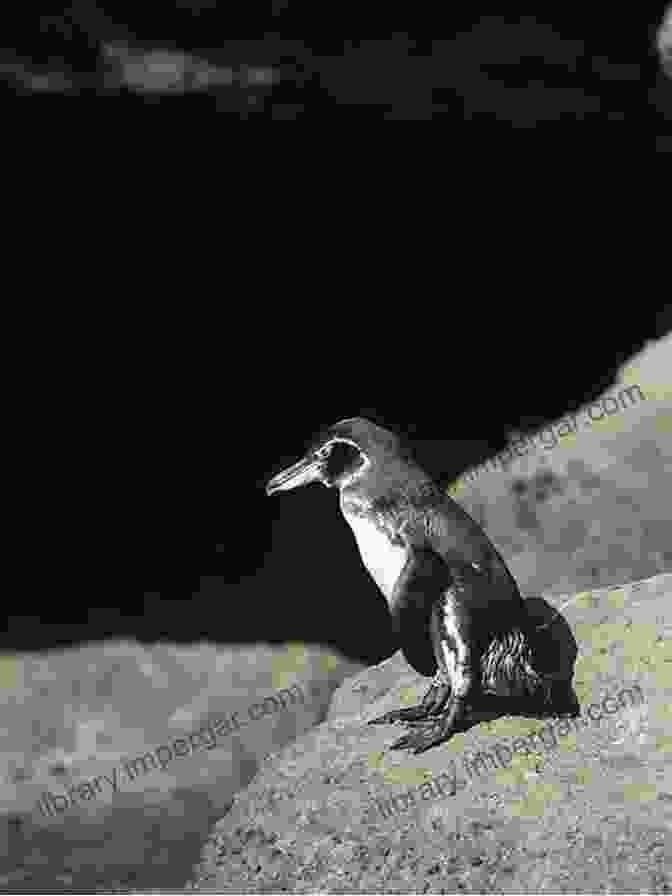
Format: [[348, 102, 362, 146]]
[[0, 642, 363, 891], [191, 573, 671, 894]]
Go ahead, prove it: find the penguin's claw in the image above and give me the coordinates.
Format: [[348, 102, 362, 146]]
[[389, 699, 466, 754], [389, 715, 457, 754], [368, 679, 453, 727], [368, 705, 433, 725]]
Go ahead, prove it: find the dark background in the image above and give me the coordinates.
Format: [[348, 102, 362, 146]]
[[3, 1, 671, 121], [5, 304, 670, 663], [140, 309, 672, 664]]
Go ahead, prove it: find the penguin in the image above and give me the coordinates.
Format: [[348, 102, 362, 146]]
[[265, 418, 579, 755]]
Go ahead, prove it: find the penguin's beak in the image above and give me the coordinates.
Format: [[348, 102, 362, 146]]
[[266, 454, 324, 495]]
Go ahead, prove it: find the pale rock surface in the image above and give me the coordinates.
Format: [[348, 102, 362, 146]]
[[191, 573, 671, 893], [0, 642, 363, 891], [448, 335, 672, 600]]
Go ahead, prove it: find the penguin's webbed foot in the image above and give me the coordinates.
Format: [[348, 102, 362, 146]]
[[368, 677, 452, 726], [389, 697, 466, 755]]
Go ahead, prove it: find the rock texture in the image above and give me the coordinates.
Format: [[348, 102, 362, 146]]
[[191, 573, 672, 893], [0, 642, 363, 891], [447, 338, 672, 601]]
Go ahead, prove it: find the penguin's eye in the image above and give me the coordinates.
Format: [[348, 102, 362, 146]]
[[315, 445, 332, 460], [325, 441, 363, 475]]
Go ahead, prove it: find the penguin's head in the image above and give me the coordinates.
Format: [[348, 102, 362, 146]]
[[265, 418, 403, 495]]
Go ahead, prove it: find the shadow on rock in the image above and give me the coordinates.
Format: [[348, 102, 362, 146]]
[[1, 791, 227, 892]]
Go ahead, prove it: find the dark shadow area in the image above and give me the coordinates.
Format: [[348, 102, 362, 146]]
[[3, 315, 670, 660], [448, 597, 581, 735], [525, 595, 579, 681], [1, 794, 229, 892]]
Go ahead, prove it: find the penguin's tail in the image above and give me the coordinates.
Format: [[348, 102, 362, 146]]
[[480, 627, 580, 717]]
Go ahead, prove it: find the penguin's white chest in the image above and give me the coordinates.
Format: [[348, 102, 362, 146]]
[[342, 511, 408, 603]]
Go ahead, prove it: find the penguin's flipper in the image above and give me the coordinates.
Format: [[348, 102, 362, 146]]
[[382, 558, 483, 753], [367, 545, 445, 727], [368, 547, 473, 738]]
